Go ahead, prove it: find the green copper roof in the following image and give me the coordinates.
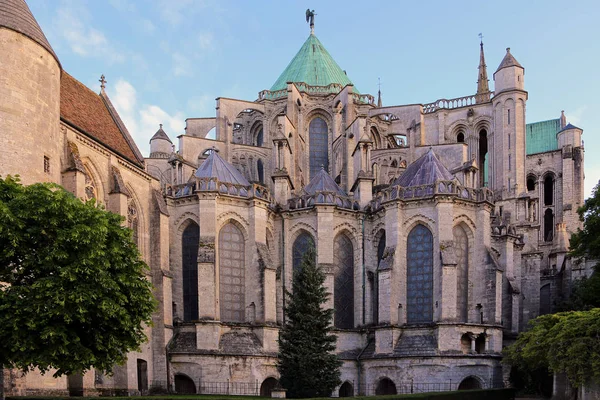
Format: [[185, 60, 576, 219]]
[[526, 118, 561, 155], [270, 33, 355, 92]]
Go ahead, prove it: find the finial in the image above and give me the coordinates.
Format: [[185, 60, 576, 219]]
[[160, 123, 163, 129], [478, 32, 484, 45], [306, 9, 316, 34], [506, 47, 511, 53], [377, 77, 382, 108], [99, 74, 106, 90]]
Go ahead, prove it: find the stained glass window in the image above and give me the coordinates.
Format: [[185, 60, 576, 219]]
[[454, 225, 469, 322], [219, 223, 245, 322], [292, 231, 314, 275], [406, 224, 433, 324], [182, 222, 199, 321], [334, 234, 354, 329], [373, 232, 386, 324], [257, 159, 264, 184], [309, 117, 329, 180]]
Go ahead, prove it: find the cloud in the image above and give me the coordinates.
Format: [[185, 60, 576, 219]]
[[198, 32, 214, 50], [566, 106, 587, 127], [54, 2, 124, 64], [172, 52, 193, 77], [109, 79, 185, 156]]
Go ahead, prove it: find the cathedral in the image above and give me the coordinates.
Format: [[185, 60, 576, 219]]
[[0, 0, 589, 397]]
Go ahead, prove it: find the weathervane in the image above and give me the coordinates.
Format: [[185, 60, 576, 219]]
[[306, 9, 316, 34], [478, 32, 484, 44]]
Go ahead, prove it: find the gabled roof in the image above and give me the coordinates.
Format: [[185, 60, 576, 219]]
[[60, 72, 144, 167], [0, 0, 60, 67], [270, 33, 354, 92], [392, 149, 454, 187], [495, 47, 523, 73], [150, 125, 172, 143], [303, 167, 346, 196], [195, 150, 250, 186]]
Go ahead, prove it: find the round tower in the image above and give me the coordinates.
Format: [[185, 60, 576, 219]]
[[0, 0, 62, 185], [149, 124, 173, 157]]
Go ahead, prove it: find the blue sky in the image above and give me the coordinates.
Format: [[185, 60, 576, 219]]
[[28, 0, 599, 197]]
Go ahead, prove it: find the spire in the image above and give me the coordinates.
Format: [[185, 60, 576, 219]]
[[377, 77, 382, 107], [476, 34, 490, 103], [560, 110, 567, 129]]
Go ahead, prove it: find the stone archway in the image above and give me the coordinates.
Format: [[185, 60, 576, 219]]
[[339, 381, 354, 397], [458, 376, 482, 390], [260, 377, 279, 397], [375, 378, 397, 395], [174, 374, 196, 394]]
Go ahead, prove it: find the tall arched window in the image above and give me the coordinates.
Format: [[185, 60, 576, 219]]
[[127, 199, 139, 247], [219, 223, 245, 322], [182, 222, 199, 321], [544, 209, 554, 242], [479, 129, 488, 187], [333, 233, 354, 329], [407, 224, 433, 324], [309, 117, 329, 180], [544, 174, 554, 206], [292, 231, 314, 275], [373, 231, 386, 324], [83, 165, 97, 201], [453, 225, 469, 322], [257, 159, 264, 184], [256, 128, 264, 147]]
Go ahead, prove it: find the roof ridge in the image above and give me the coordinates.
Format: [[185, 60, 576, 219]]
[[101, 90, 145, 164]]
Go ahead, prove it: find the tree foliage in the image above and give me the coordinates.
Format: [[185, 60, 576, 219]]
[[277, 245, 341, 398], [504, 309, 600, 388], [0, 176, 156, 377]]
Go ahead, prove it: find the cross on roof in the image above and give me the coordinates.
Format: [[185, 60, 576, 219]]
[[478, 33, 484, 44], [99, 74, 106, 90]]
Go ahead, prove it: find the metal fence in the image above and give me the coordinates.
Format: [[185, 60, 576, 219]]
[[198, 381, 261, 396]]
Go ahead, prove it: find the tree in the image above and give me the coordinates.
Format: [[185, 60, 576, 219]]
[[0, 176, 155, 378], [558, 181, 600, 311], [277, 245, 341, 398], [504, 309, 600, 388]]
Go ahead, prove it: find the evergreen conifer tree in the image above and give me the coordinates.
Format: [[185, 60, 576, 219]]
[[277, 245, 341, 398]]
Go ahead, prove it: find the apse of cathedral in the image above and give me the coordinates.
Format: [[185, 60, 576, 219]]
[[0, 0, 589, 396]]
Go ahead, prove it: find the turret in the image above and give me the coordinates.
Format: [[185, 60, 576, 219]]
[[493, 48, 524, 94], [490, 47, 528, 196], [149, 124, 173, 156], [0, 0, 62, 184]]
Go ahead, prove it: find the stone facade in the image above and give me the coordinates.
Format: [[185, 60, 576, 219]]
[[0, 1, 590, 397]]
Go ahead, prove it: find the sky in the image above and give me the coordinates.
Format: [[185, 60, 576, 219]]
[[28, 0, 600, 198]]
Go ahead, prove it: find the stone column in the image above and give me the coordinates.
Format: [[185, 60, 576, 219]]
[[198, 196, 217, 320]]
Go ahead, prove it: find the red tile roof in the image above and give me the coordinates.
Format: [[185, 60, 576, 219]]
[[60, 72, 144, 168]]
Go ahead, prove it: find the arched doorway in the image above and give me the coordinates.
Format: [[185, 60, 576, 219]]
[[174, 374, 196, 394], [260, 377, 279, 397], [458, 376, 482, 390], [375, 378, 397, 395], [339, 381, 354, 397]]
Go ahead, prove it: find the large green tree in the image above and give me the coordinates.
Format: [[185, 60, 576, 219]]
[[504, 309, 600, 388], [0, 176, 155, 377], [505, 182, 600, 391], [277, 245, 341, 398]]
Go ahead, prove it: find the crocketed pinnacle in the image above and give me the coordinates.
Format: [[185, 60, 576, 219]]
[[476, 40, 490, 101]]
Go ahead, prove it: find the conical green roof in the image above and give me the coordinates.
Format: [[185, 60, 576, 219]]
[[270, 33, 355, 92]]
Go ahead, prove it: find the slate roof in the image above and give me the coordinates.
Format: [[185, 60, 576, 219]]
[[559, 123, 581, 132], [392, 149, 454, 187], [60, 72, 144, 167], [495, 47, 523, 73], [270, 33, 355, 92], [525, 118, 561, 155], [195, 150, 250, 186], [0, 0, 60, 67], [303, 167, 346, 196], [150, 125, 172, 143]]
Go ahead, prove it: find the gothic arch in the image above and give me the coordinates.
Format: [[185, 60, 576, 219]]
[[289, 221, 317, 239], [445, 120, 470, 142], [403, 215, 436, 232], [453, 223, 471, 322], [457, 375, 484, 390], [333, 222, 359, 239], [218, 221, 246, 322], [473, 117, 492, 134], [126, 184, 144, 252], [81, 158, 106, 203], [217, 212, 250, 230], [406, 223, 434, 324], [333, 232, 355, 329], [175, 212, 200, 232], [292, 229, 315, 275], [181, 220, 200, 321], [453, 214, 477, 233]]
